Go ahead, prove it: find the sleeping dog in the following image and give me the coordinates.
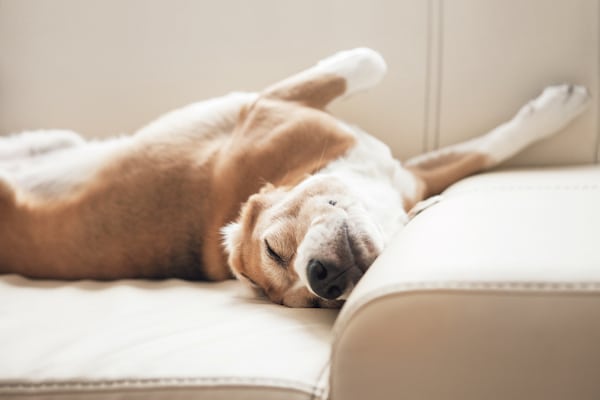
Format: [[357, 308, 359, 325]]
[[0, 49, 589, 307]]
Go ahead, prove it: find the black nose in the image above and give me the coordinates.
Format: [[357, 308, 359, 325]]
[[307, 259, 347, 300]]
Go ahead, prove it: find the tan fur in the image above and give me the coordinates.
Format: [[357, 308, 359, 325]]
[[2, 141, 216, 279], [228, 149, 497, 307], [227, 178, 362, 307], [0, 75, 356, 281], [0, 50, 528, 309], [228, 188, 305, 305], [204, 98, 356, 280], [406, 152, 490, 198], [0, 178, 15, 207], [227, 79, 590, 306], [264, 74, 347, 109], [402, 178, 427, 212]]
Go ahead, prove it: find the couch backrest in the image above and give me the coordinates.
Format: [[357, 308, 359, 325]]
[[1, 0, 598, 166]]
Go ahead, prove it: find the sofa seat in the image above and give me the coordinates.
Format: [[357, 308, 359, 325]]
[[0, 278, 336, 400], [1, 166, 599, 400], [331, 165, 600, 400]]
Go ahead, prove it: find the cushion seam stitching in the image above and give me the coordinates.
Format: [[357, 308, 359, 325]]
[[0, 377, 325, 396]]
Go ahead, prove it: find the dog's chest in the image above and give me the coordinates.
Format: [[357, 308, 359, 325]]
[[318, 123, 417, 241]]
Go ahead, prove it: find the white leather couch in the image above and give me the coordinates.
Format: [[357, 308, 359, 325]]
[[1, 1, 599, 399]]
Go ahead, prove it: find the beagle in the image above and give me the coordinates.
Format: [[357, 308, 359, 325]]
[[0, 49, 589, 307]]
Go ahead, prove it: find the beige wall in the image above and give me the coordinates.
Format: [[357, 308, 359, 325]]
[[1, 0, 598, 165]]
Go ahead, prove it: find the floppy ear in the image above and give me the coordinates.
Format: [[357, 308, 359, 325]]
[[221, 188, 269, 256]]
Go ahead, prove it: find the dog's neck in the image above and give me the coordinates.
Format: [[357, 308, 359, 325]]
[[315, 122, 418, 243]]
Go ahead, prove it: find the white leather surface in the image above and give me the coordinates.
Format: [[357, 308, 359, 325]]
[[1, 0, 598, 164], [331, 165, 600, 400], [0, 277, 337, 399]]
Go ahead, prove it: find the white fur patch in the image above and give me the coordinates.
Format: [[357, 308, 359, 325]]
[[5, 136, 132, 198], [313, 48, 387, 97], [220, 222, 242, 255], [320, 122, 412, 239], [1, 92, 257, 200], [0, 130, 84, 161]]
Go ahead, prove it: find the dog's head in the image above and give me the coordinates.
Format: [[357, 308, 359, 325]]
[[222, 174, 384, 308]]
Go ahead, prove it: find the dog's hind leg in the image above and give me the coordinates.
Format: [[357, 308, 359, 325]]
[[405, 84, 590, 199], [0, 130, 84, 162], [263, 48, 387, 109]]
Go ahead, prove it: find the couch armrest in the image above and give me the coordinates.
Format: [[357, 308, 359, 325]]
[[330, 166, 600, 400]]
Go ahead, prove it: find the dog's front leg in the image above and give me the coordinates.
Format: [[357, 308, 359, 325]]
[[263, 48, 387, 109], [405, 84, 590, 198]]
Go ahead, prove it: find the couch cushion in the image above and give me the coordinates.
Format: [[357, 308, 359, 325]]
[[331, 165, 600, 400], [0, 277, 336, 400]]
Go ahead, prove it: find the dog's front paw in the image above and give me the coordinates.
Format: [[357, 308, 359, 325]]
[[315, 48, 387, 95], [514, 84, 590, 140]]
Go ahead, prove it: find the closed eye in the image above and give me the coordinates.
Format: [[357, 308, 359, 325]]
[[264, 239, 286, 266]]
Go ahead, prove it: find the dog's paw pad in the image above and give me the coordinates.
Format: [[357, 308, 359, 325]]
[[515, 84, 590, 139]]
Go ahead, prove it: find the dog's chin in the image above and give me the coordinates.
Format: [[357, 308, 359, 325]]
[[281, 290, 345, 308], [315, 298, 345, 309]]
